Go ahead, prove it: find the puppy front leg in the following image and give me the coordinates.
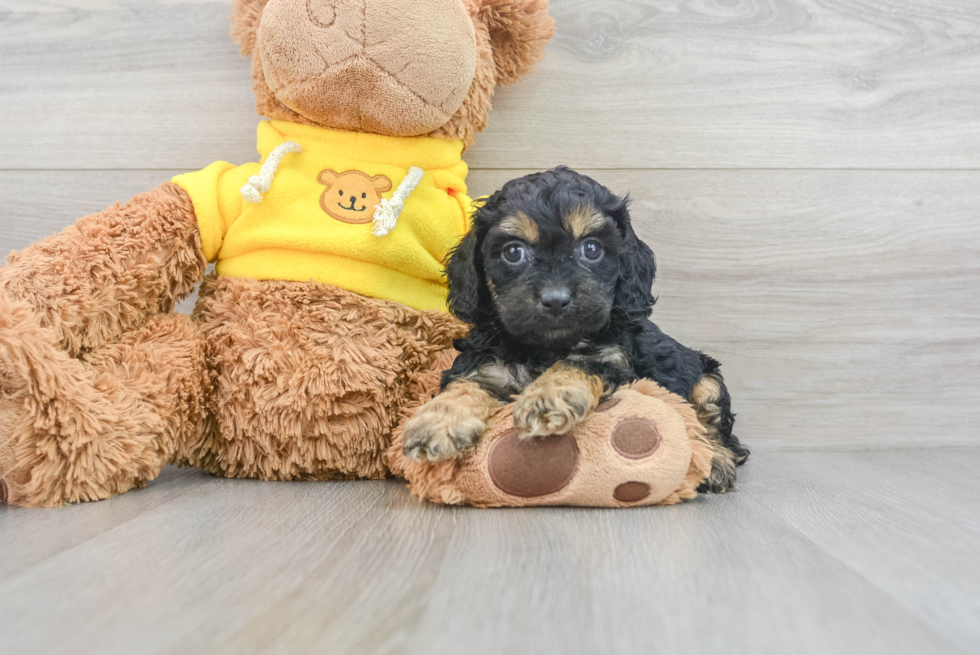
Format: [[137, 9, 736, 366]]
[[403, 381, 499, 462], [513, 363, 604, 438]]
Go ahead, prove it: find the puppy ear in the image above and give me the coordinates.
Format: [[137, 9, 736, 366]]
[[610, 196, 657, 320], [474, 0, 555, 87], [231, 0, 269, 56], [445, 230, 483, 324]]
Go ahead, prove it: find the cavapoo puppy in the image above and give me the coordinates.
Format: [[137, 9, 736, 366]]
[[403, 167, 749, 492]]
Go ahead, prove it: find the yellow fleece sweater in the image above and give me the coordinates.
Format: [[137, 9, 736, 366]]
[[172, 121, 472, 312]]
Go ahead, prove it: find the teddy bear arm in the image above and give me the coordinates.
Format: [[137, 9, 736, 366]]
[[0, 182, 206, 358]]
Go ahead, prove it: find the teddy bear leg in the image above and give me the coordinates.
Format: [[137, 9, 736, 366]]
[[392, 379, 716, 508], [0, 181, 208, 506], [0, 293, 208, 507]]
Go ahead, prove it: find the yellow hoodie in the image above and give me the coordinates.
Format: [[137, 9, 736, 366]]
[[172, 121, 472, 312]]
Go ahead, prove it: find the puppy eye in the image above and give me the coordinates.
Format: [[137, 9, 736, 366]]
[[361, 192, 367, 199], [580, 239, 604, 261], [501, 242, 527, 264], [339, 190, 344, 196]]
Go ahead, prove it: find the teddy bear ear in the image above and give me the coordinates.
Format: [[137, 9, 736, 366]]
[[230, 0, 269, 56], [473, 0, 555, 87]]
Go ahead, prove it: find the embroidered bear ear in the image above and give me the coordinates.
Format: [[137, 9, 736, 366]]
[[473, 0, 554, 87], [317, 169, 340, 188], [371, 175, 393, 194]]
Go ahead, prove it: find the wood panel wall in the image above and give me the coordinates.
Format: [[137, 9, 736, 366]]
[[2, 0, 978, 448]]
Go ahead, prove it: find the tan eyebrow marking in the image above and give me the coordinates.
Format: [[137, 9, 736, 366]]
[[563, 205, 606, 238], [499, 212, 540, 243]]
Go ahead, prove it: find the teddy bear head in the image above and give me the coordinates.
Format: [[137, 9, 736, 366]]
[[231, 0, 554, 148]]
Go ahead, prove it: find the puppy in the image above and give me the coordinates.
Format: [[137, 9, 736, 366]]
[[403, 167, 749, 492]]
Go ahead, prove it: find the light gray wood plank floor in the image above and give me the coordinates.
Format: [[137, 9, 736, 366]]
[[1, 447, 978, 654]]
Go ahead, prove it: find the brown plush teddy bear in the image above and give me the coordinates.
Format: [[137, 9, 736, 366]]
[[0, 0, 555, 507]]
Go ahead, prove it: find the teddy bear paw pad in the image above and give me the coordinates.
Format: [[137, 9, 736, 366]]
[[610, 418, 661, 459], [487, 429, 579, 498], [613, 481, 652, 503]]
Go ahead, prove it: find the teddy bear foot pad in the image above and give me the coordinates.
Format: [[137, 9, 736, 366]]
[[391, 379, 713, 508]]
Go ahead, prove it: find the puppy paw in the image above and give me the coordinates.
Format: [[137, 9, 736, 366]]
[[402, 381, 500, 463], [513, 370, 599, 438], [696, 449, 738, 494], [403, 408, 486, 463]]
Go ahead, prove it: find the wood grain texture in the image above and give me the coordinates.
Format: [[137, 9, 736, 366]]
[[745, 448, 980, 652], [0, 466, 198, 579], [4, 169, 978, 449], [475, 169, 980, 449], [0, 450, 977, 655], [2, 0, 980, 170]]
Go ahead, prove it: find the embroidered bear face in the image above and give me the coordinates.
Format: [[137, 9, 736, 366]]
[[317, 169, 392, 224]]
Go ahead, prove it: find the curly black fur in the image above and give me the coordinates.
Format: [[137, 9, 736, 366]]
[[443, 167, 749, 491]]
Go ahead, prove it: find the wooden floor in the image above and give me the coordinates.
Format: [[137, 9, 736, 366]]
[[1, 447, 978, 654], [2, 0, 980, 653]]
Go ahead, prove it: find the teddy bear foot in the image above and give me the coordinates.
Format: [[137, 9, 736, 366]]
[[392, 380, 715, 508], [0, 291, 208, 507]]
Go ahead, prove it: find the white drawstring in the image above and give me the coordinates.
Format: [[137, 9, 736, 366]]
[[372, 166, 424, 237], [240, 141, 303, 203]]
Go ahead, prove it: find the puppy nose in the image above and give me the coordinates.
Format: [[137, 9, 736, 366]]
[[540, 288, 572, 315]]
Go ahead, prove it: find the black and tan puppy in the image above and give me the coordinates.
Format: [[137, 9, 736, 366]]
[[403, 167, 749, 492]]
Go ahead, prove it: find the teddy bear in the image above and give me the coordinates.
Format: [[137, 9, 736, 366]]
[[0, 0, 556, 507]]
